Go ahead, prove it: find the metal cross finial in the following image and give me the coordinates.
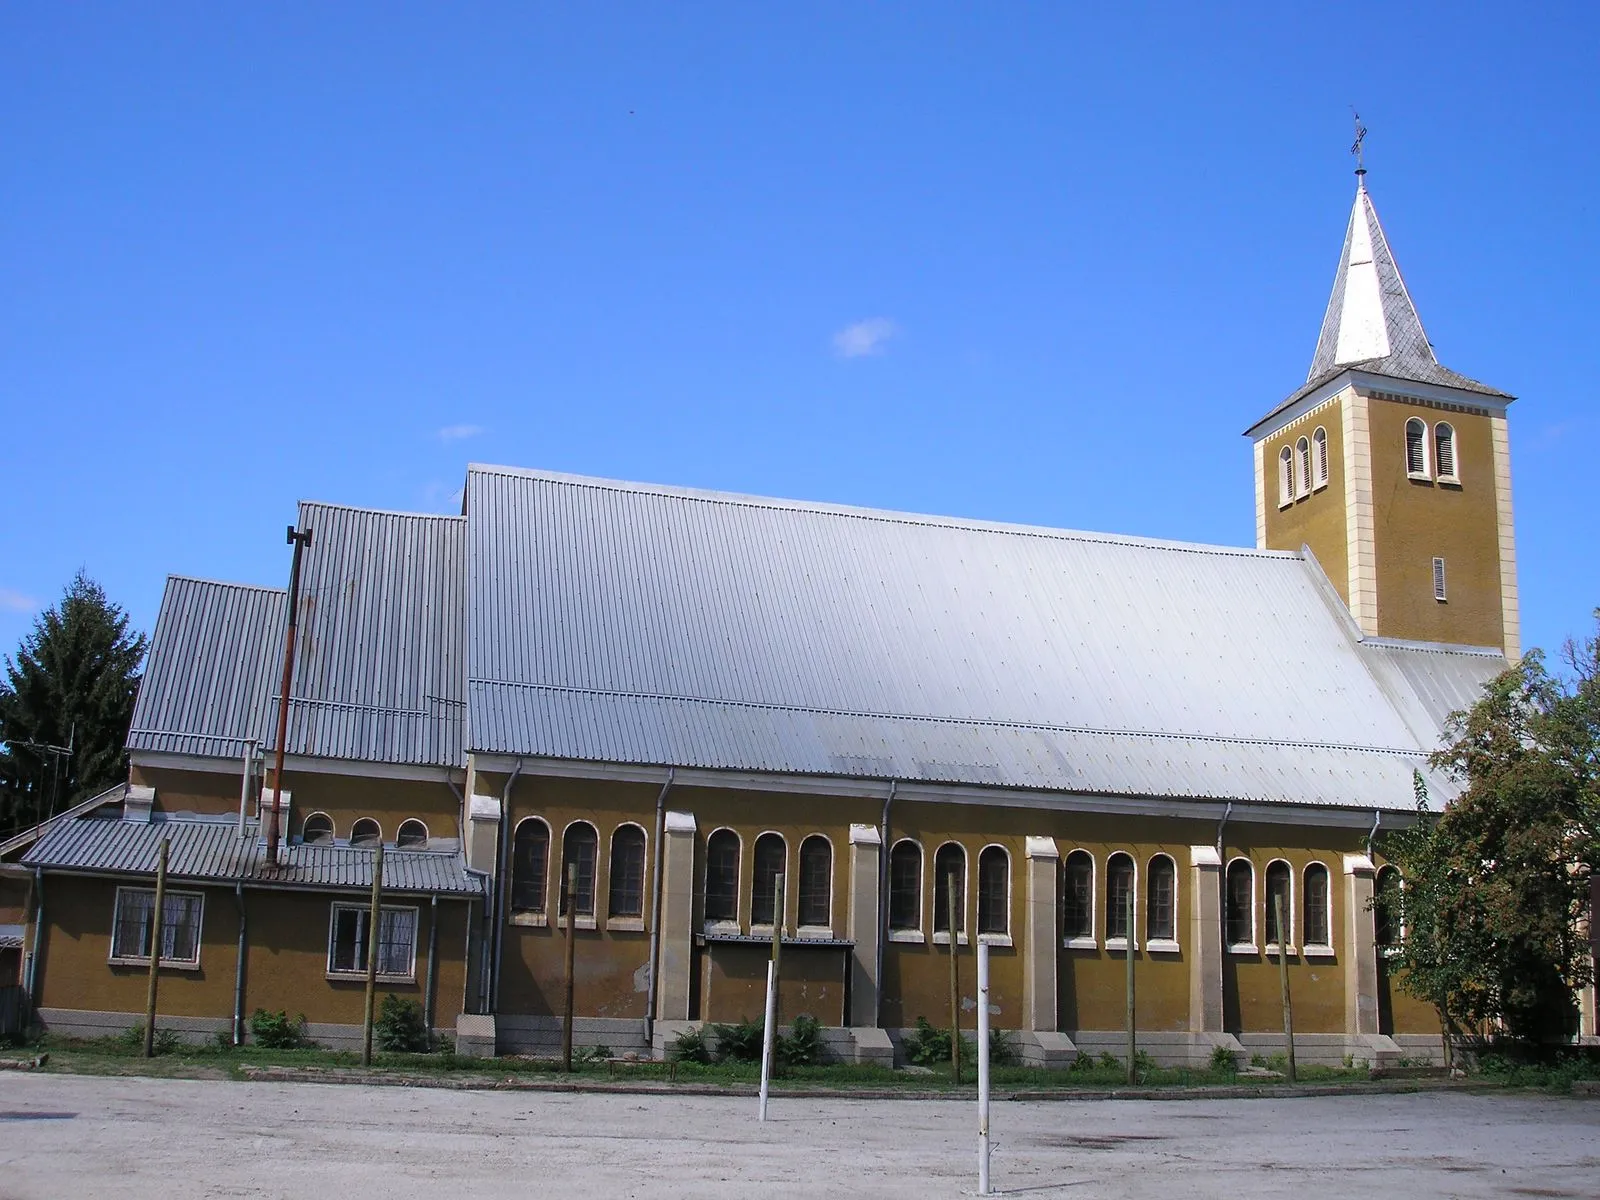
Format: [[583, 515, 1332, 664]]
[[1351, 109, 1368, 178]]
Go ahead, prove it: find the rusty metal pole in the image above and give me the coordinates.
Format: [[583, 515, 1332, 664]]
[[948, 870, 961, 1086], [142, 838, 169, 1057], [266, 525, 313, 867], [562, 863, 578, 1072], [362, 844, 384, 1066], [1276, 894, 1296, 1082]]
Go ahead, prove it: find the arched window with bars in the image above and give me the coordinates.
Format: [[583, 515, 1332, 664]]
[[933, 843, 966, 935], [1303, 862, 1331, 949], [1265, 859, 1293, 948], [976, 845, 1010, 936], [560, 822, 599, 918], [1106, 852, 1135, 943], [703, 829, 740, 925], [1062, 850, 1094, 943], [797, 835, 832, 928], [752, 832, 787, 927], [608, 824, 647, 920], [1146, 854, 1176, 944], [511, 818, 549, 915], [1225, 859, 1255, 948], [888, 840, 922, 933]]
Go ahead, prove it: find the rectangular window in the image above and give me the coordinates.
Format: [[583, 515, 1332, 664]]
[[1433, 557, 1447, 602], [111, 888, 204, 965], [327, 904, 418, 978]]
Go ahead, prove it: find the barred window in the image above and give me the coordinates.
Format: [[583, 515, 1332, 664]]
[[1265, 860, 1292, 946], [798, 835, 832, 928], [1226, 859, 1255, 947], [560, 822, 599, 918], [1303, 863, 1331, 947], [608, 824, 647, 919], [751, 833, 787, 926], [977, 846, 1010, 936], [1106, 853, 1135, 941], [703, 830, 740, 924], [111, 888, 203, 965], [889, 840, 922, 932], [328, 904, 416, 977], [933, 843, 966, 934], [1146, 855, 1176, 942], [1062, 850, 1094, 940], [510, 819, 550, 915]]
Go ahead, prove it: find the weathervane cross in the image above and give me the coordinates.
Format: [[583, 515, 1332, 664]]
[[1351, 109, 1368, 175]]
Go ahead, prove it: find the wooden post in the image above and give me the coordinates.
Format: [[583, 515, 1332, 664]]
[[1276, 894, 1296, 1082], [142, 838, 169, 1058], [1125, 885, 1136, 1085], [562, 862, 578, 1072], [362, 844, 384, 1066], [948, 870, 961, 1086]]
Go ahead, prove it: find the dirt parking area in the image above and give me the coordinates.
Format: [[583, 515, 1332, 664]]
[[1, 1074, 1597, 1198]]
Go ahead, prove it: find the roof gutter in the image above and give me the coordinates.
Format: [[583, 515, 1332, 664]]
[[642, 768, 675, 1048]]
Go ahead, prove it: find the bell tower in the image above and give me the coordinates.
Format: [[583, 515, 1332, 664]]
[[1246, 160, 1519, 659]]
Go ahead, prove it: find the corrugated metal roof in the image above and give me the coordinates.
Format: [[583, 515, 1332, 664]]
[[22, 815, 483, 896], [465, 465, 1502, 810]]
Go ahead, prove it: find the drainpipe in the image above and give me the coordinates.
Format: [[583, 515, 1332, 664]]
[[25, 867, 44, 1013], [1367, 810, 1382, 861], [1215, 801, 1233, 858], [232, 883, 247, 1046], [463, 867, 492, 1014], [236, 740, 258, 838], [489, 761, 524, 1014], [875, 780, 897, 1027], [642, 768, 676, 1047], [425, 894, 440, 1041]]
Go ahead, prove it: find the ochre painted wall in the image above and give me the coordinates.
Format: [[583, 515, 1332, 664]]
[[132, 766, 247, 818], [704, 942, 847, 1025], [1261, 395, 1349, 598]]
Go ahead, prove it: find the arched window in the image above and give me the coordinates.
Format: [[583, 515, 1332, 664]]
[[396, 819, 428, 849], [703, 829, 740, 925], [977, 846, 1010, 936], [888, 840, 922, 932], [559, 821, 599, 917], [1405, 417, 1429, 477], [1303, 863, 1331, 948], [1278, 446, 1294, 506], [752, 833, 786, 926], [301, 812, 334, 846], [1434, 422, 1457, 481], [933, 842, 966, 934], [1375, 866, 1403, 948], [350, 818, 382, 849], [1225, 859, 1254, 947], [1062, 850, 1094, 941], [1295, 436, 1312, 498], [798, 835, 832, 928], [511, 818, 549, 914], [608, 824, 647, 919], [1265, 860, 1292, 947], [1312, 426, 1330, 489], [1146, 855, 1176, 943], [1106, 852, 1135, 942]]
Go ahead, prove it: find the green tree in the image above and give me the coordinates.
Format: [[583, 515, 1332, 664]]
[[1378, 615, 1600, 1046], [0, 573, 147, 837]]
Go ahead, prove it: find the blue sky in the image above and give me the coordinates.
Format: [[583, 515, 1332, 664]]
[[3, 4, 1596, 667]]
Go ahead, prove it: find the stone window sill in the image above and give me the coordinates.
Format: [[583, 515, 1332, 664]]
[[327, 971, 414, 985], [606, 916, 645, 933], [1303, 945, 1336, 960], [977, 933, 1012, 948], [1062, 936, 1098, 951], [1228, 943, 1259, 955], [888, 929, 925, 944], [110, 956, 201, 972], [931, 931, 969, 946], [508, 911, 548, 928], [1146, 938, 1181, 954]]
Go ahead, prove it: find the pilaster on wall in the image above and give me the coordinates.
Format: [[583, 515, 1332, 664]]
[[1344, 854, 1379, 1036], [1023, 837, 1059, 1032], [465, 787, 501, 876], [847, 824, 882, 1027], [1253, 439, 1267, 550], [1341, 389, 1379, 635], [1188, 846, 1223, 1033], [1491, 415, 1521, 661], [656, 811, 697, 1023]]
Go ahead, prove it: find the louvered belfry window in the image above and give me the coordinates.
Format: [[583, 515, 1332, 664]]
[[1435, 423, 1457, 480], [1295, 437, 1312, 498], [1406, 417, 1429, 476], [1433, 557, 1448, 602], [1312, 427, 1330, 488], [1278, 447, 1294, 505]]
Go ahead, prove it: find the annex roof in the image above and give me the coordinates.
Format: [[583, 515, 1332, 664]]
[[465, 465, 1502, 810]]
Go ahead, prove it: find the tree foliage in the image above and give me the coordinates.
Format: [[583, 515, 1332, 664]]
[[0, 573, 146, 837], [1377, 614, 1600, 1045]]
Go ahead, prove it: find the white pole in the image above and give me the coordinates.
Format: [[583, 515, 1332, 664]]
[[758, 958, 778, 1122], [977, 938, 991, 1195]]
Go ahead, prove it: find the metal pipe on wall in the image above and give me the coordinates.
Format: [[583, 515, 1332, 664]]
[[24, 867, 43, 1013], [642, 767, 674, 1048], [425, 894, 439, 1041], [266, 525, 314, 866], [489, 761, 523, 1014], [232, 883, 247, 1046], [875, 780, 897, 1027]]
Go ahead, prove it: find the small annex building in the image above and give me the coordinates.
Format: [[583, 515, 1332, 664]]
[[2, 172, 1555, 1065]]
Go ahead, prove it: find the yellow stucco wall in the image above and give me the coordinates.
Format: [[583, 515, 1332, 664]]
[[1261, 396, 1349, 598]]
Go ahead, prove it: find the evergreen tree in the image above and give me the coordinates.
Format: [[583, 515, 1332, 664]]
[[0, 573, 146, 837]]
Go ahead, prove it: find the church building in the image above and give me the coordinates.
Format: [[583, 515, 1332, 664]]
[[0, 169, 1541, 1066]]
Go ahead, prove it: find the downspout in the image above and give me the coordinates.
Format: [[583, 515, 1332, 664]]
[[1367, 810, 1382, 861], [875, 780, 897, 1027], [425, 894, 440, 1041], [460, 890, 478, 1017], [642, 768, 675, 1048], [463, 867, 492, 1014], [1215, 801, 1233, 858], [232, 883, 247, 1046], [489, 760, 524, 1014], [25, 867, 44, 1012]]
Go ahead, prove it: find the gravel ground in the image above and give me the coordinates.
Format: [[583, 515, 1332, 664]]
[[1, 1073, 1597, 1198]]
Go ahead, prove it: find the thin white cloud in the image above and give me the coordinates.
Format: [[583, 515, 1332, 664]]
[[0, 588, 39, 614], [832, 317, 898, 359], [436, 424, 485, 442]]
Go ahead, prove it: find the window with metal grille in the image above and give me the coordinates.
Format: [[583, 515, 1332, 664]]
[[1278, 446, 1294, 506], [751, 832, 786, 926], [1312, 426, 1330, 488], [608, 824, 647, 919], [1303, 863, 1330, 947], [112, 888, 204, 965], [1406, 417, 1429, 477], [1434, 422, 1457, 480], [1146, 855, 1176, 942], [798, 835, 832, 927], [1433, 556, 1447, 602], [703, 829, 740, 924], [977, 846, 1009, 935], [328, 904, 416, 977], [301, 812, 335, 845], [1106, 853, 1135, 941], [1225, 859, 1254, 947], [889, 840, 922, 931], [1062, 850, 1094, 940], [1295, 436, 1312, 498], [1265, 860, 1292, 946], [511, 818, 550, 914], [933, 843, 966, 933], [559, 822, 599, 917], [396, 819, 428, 849]]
